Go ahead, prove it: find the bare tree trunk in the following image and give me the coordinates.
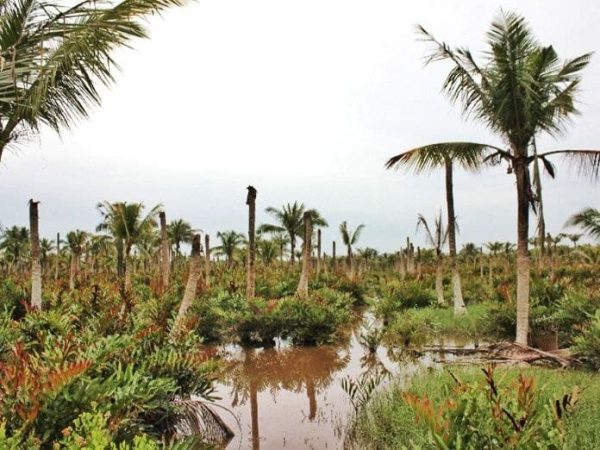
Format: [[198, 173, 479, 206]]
[[316, 229, 322, 276], [29, 200, 42, 310], [246, 186, 257, 298], [332, 240, 336, 269], [296, 212, 312, 296], [55, 232, 60, 282], [159, 211, 170, 293], [445, 160, 466, 315], [205, 234, 211, 288], [515, 158, 531, 345], [172, 234, 201, 335], [435, 258, 445, 306]]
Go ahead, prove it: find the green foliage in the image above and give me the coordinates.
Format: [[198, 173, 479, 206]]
[[350, 367, 600, 450], [277, 289, 353, 345], [402, 365, 577, 449], [573, 310, 600, 370]]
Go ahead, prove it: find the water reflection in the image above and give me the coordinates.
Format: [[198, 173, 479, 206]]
[[211, 316, 455, 449]]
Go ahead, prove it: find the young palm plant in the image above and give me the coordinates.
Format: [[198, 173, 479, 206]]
[[417, 213, 448, 307], [400, 11, 600, 343]]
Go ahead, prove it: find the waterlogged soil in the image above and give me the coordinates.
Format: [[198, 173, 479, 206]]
[[209, 313, 477, 449]]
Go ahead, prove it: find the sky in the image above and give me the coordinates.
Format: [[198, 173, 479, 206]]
[[1, 0, 600, 252]]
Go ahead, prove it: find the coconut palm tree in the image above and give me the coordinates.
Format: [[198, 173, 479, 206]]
[[215, 231, 246, 266], [0, 225, 29, 272], [40, 238, 54, 269], [260, 202, 328, 264], [417, 213, 448, 306], [168, 219, 194, 254], [565, 208, 600, 242], [66, 230, 87, 290], [566, 233, 583, 248], [339, 221, 365, 278], [386, 145, 481, 314], [96, 201, 160, 290], [405, 11, 600, 344], [0, 0, 186, 164]]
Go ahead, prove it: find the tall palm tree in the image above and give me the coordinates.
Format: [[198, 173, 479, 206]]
[[339, 221, 365, 278], [96, 201, 160, 291], [215, 231, 246, 266], [386, 145, 481, 314], [260, 202, 327, 264], [417, 213, 448, 306], [0, 225, 29, 271], [66, 230, 87, 290], [405, 11, 600, 344], [40, 238, 54, 269], [168, 219, 194, 254], [566, 233, 583, 248], [565, 208, 600, 242], [0, 0, 186, 164]]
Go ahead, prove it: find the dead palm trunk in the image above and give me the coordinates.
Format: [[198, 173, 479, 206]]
[[435, 256, 445, 306], [159, 211, 170, 293], [445, 159, 466, 315], [205, 234, 211, 288], [29, 200, 42, 310], [172, 234, 202, 335], [515, 157, 531, 345], [332, 240, 336, 269], [246, 186, 257, 298], [296, 212, 312, 297]]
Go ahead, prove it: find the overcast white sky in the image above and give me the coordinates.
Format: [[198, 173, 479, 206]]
[[1, 0, 600, 252]]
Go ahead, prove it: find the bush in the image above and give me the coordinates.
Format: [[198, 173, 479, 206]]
[[276, 289, 353, 345]]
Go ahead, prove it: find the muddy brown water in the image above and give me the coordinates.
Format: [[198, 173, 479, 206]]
[[208, 314, 476, 450]]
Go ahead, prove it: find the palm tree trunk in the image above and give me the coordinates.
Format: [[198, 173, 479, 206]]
[[55, 232, 60, 281], [347, 245, 353, 279], [296, 212, 312, 297], [515, 158, 531, 345], [246, 186, 257, 298], [435, 258, 445, 306], [316, 229, 322, 276], [290, 235, 296, 264], [116, 238, 124, 277], [29, 200, 42, 310], [445, 160, 466, 315], [172, 234, 201, 335], [69, 254, 77, 291], [159, 211, 170, 293], [332, 240, 336, 269], [205, 234, 211, 288]]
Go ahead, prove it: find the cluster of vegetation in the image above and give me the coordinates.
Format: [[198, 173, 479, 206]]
[[348, 365, 600, 449]]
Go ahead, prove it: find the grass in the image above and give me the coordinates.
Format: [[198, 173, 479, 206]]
[[348, 366, 600, 449], [382, 302, 503, 348]]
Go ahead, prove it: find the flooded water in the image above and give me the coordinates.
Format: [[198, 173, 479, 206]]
[[208, 313, 474, 450]]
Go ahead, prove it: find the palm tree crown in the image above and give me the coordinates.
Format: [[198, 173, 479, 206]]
[[565, 207, 600, 241], [0, 0, 186, 163]]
